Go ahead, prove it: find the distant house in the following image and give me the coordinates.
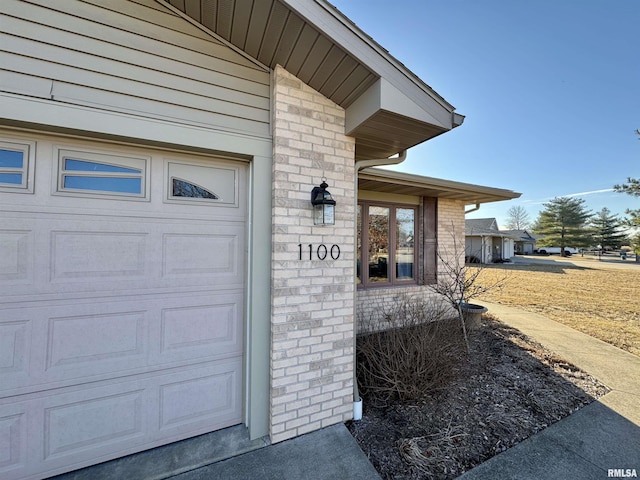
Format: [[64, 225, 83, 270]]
[[465, 218, 517, 263], [503, 229, 538, 254]]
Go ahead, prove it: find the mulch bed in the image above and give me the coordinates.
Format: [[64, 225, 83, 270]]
[[347, 315, 609, 479]]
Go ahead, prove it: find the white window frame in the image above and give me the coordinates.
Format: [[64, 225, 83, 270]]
[[0, 138, 35, 194], [54, 147, 150, 201]]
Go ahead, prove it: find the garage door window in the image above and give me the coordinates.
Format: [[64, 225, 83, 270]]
[[0, 139, 34, 193], [172, 178, 218, 199], [166, 161, 237, 206], [57, 149, 147, 198]]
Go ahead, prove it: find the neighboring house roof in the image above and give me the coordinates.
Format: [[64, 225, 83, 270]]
[[465, 218, 518, 238], [466, 218, 499, 233], [359, 169, 521, 204], [163, 0, 464, 159], [502, 229, 537, 241]]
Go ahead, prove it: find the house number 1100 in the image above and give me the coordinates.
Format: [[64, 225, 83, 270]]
[[298, 243, 341, 260]]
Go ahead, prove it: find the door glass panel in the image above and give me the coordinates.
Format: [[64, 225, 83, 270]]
[[0, 149, 24, 168], [64, 159, 140, 174], [368, 206, 389, 282], [58, 152, 145, 197], [63, 176, 142, 194], [396, 208, 415, 280], [172, 178, 218, 199], [0, 149, 25, 185]]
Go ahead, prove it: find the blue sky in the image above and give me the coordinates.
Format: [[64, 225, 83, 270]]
[[332, 0, 639, 228]]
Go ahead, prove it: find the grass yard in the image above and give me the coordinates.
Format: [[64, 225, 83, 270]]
[[473, 256, 640, 357]]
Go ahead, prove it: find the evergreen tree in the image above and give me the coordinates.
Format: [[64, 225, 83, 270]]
[[590, 207, 627, 250], [614, 177, 640, 227], [533, 197, 592, 256], [612, 131, 640, 227], [505, 205, 531, 230]]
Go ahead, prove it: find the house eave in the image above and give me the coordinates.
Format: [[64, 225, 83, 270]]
[[358, 167, 522, 204], [162, 0, 464, 159]]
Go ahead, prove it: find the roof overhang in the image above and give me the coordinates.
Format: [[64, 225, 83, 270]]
[[358, 168, 522, 205], [162, 0, 464, 159]]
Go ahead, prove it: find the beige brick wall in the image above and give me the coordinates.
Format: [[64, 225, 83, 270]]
[[356, 286, 448, 333], [270, 66, 356, 443], [355, 198, 466, 330], [436, 198, 467, 285]]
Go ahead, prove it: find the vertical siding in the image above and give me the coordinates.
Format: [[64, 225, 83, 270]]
[[0, 0, 270, 137]]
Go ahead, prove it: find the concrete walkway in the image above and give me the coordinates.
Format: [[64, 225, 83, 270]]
[[168, 423, 381, 480], [458, 301, 640, 479]]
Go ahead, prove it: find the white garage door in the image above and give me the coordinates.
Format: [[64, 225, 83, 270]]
[[0, 132, 247, 480]]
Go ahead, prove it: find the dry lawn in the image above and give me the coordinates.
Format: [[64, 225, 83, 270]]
[[473, 256, 640, 357]]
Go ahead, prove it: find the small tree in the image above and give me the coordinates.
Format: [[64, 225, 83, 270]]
[[428, 230, 506, 352], [505, 205, 531, 230], [533, 197, 593, 255], [590, 207, 628, 250]]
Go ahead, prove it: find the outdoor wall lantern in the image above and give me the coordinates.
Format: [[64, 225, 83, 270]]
[[311, 178, 336, 225]]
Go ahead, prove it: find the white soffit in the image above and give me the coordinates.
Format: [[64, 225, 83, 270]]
[[163, 0, 464, 158]]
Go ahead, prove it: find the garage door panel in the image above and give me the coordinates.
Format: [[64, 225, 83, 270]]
[[0, 134, 247, 480], [1, 292, 243, 395], [51, 231, 147, 281], [46, 310, 147, 376], [44, 389, 146, 460], [0, 229, 34, 285], [0, 313, 33, 392], [10, 381, 150, 480], [0, 307, 149, 394], [0, 318, 31, 378], [158, 361, 242, 432], [162, 232, 240, 277], [159, 298, 242, 363], [0, 405, 27, 475], [0, 216, 245, 299], [0, 359, 243, 480]]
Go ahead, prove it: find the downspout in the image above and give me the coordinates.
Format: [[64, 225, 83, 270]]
[[465, 203, 480, 215], [352, 150, 408, 420]]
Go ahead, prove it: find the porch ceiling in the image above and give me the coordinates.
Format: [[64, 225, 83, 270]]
[[163, 0, 463, 159], [358, 168, 522, 205]]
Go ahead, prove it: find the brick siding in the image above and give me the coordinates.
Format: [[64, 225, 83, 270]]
[[270, 66, 356, 443]]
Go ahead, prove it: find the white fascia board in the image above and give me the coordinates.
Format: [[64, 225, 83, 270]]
[[346, 78, 447, 135], [283, 0, 456, 126], [0, 93, 272, 158]]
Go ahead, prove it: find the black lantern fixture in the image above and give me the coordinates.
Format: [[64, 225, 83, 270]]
[[311, 178, 336, 225]]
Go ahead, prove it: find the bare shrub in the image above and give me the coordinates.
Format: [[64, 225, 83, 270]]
[[429, 227, 508, 352], [356, 293, 464, 405]]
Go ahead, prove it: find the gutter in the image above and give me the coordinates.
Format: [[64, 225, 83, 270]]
[[352, 149, 408, 420]]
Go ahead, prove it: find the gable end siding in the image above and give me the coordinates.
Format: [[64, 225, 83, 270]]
[[0, 0, 271, 138]]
